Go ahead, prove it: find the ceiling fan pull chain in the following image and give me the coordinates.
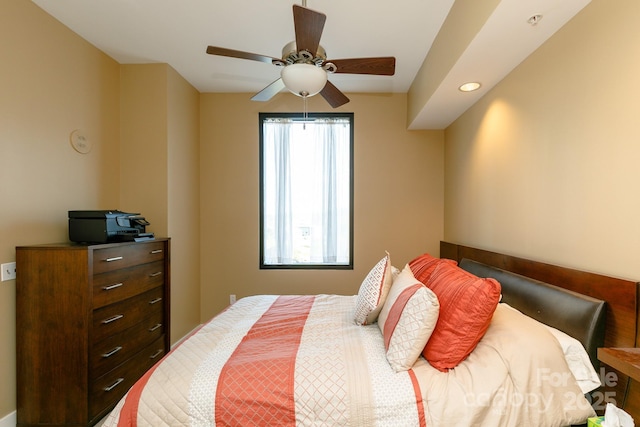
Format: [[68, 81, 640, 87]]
[[303, 96, 308, 129]]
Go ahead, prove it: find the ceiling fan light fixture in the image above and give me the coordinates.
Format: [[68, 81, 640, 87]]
[[205, 4, 393, 108], [281, 63, 328, 98]]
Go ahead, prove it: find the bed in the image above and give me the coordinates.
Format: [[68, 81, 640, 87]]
[[102, 242, 639, 427]]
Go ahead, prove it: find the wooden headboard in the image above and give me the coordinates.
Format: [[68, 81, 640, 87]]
[[440, 241, 639, 349], [440, 242, 640, 418]]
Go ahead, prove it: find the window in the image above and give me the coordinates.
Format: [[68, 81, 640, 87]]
[[260, 112, 353, 269]]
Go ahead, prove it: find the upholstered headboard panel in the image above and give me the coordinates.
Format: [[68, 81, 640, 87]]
[[459, 258, 606, 369]]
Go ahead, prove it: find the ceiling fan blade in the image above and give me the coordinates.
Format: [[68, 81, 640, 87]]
[[326, 57, 396, 76], [293, 5, 326, 56], [206, 46, 280, 65], [320, 81, 350, 108], [251, 78, 286, 102]]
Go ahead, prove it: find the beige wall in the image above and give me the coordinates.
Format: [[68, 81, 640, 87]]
[[444, 0, 640, 280], [0, 1, 121, 417], [121, 64, 201, 342], [120, 64, 169, 232], [199, 93, 444, 319], [1, 3, 202, 419], [166, 66, 202, 341]]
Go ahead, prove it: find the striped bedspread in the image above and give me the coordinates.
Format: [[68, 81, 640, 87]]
[[103, 294, 595, 426]]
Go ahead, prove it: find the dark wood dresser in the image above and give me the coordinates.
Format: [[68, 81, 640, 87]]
[[16, 238, 171, 427]]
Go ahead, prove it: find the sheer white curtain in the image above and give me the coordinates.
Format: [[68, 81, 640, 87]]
[[263, 117, 350, 265], [263, 120, 293, 264], [310, 120, 350, 263]]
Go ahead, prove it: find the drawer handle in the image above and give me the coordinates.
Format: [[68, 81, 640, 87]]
[[149, 272, 162, 277], [101, 314, 124, 324], [103, 377, 125, 392], [102, 282, 124, 291], [149, 323, 162, 332], [105, 256, 124, 262], [150, 349, 163, 359], [150, 249, 163, 254], [149, 297, 162, 305], [102, 346, 123, 358]]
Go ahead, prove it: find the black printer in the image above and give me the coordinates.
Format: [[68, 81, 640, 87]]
[[68, 210, 153, 243]]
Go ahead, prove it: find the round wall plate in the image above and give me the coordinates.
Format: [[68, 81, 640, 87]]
[[70, 129, 92, 154]]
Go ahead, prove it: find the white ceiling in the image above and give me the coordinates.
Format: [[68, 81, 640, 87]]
[[32, 0, 591, 129]]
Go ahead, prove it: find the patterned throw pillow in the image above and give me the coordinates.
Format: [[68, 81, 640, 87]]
[[378, 265, 439, 372], [353, 252, 392, 325], [422, 261, 501, 371]]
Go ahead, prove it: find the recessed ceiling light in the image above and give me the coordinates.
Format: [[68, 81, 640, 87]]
[[459, 82, 481, 92]]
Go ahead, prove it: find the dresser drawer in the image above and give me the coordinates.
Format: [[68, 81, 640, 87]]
[[92, 241, 166, 274], [91, 309, 165, 379], [90, 336, 166, 418], [93, 287, 164, 342], [92, 260, 165, 308]]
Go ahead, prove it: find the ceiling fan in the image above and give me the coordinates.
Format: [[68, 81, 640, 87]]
[[205, 1, 395, 108]]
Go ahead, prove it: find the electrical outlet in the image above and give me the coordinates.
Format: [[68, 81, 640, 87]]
[[230, 294, 236, 304], [1, 262, 16, 281]]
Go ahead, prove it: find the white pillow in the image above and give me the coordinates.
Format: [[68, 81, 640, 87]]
[[502, 303, 601, 394], [353, 252, 392, 325], [543, 325, 601, 394], [378, 264, 440, 372]]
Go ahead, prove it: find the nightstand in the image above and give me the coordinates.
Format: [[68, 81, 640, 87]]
[[597, 348, 640, 423], [597, 348, 640, 382]]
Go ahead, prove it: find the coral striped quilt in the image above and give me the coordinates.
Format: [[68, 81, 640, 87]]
[[103, 294, 594, 426]]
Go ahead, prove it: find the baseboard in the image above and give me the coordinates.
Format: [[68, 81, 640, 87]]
[[0, 410, 16, 427]]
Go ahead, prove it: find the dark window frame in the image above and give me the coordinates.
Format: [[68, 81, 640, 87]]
[[259, 112, 354, 270]]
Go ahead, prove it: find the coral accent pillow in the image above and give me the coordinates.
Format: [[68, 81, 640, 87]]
[[353, 252, 392, 325], [423, 261, 501, 371], [408, 252, 457, 284], [378, 265, 439, 371]]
